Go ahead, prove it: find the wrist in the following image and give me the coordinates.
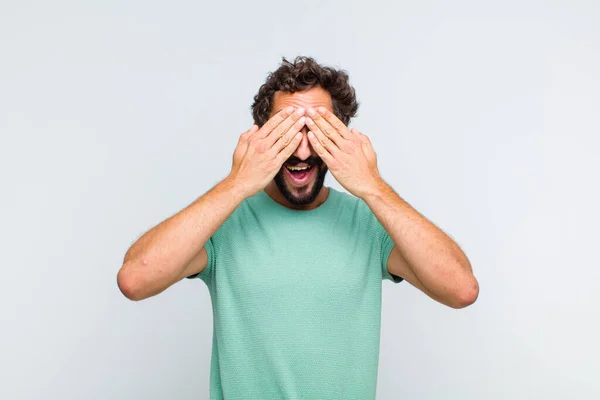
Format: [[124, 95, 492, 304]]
[[221, 174, 252, 201], [359, 178, 389, 203]]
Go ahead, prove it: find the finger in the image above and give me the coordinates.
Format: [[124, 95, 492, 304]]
[[348, 128, 364, 143], [274, 132, 304, 165], [240, 125, 259, 141], [351, 128, 367, 139], [239, 125, 258, 140], [307, 131, 336, 166], [316, 107, 351, 139], [256, 106, 295, 138], [264, 111, 306, 149], [306, 109, 345, 148], [352, 128, 371, 147], [269, 120, 304, 155], [355, 130, 376, 157], [307, 119, 341, 158], [236, 125, 259, 154]]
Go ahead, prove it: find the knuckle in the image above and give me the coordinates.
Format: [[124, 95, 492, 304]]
[[249, 139, 264, 152], [263, 120, 276, 132], [278, 125, 289, 136], [276, 113, 288, 124]]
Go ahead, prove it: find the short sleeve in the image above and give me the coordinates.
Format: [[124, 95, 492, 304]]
[[376, 219, 404, 284], [185, 237, 215, 284]]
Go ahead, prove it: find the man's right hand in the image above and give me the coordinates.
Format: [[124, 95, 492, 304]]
[[228, 106, 306, 198]]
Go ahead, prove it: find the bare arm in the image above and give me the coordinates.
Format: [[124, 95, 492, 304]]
[[364, 182, 479, 309], [117, 106, 306, 301], [117, 177, 246, 300], [305, 106, 478, 309]]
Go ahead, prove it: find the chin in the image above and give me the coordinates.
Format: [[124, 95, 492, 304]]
[[285, 184, 318, 206]]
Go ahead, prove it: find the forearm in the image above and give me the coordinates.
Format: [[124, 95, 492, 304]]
[[118, 175, 246, 298], [362, 180, 478, 304]]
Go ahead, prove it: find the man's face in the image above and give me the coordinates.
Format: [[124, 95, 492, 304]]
[[269, 86, 333, 206]]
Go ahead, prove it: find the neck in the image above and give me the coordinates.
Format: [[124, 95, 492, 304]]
[[264, 182, 329, 210]]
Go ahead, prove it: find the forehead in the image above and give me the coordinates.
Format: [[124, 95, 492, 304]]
[[270, 86, 333, 116]]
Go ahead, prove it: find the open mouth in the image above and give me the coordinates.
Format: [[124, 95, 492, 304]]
[[284, 163, 315, 186]]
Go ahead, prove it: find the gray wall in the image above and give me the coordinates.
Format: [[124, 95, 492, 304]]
[[2, 1, 598, 399]]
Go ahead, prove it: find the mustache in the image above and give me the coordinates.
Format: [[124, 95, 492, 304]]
[[285, 156, 323, 167]]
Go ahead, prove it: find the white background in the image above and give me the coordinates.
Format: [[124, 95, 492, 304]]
[[1, 1, 599, 399]]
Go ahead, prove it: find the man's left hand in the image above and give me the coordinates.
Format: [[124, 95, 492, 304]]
[[306, 107, 384, 199]]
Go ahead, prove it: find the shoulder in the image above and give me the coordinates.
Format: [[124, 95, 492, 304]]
[[332, 187, 360, 210], [330, 188, 378, 225], [211, 196, 254, 238]]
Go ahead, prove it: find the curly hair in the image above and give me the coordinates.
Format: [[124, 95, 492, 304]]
[[251, 56, 359, 127]]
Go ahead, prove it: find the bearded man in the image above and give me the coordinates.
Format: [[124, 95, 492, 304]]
[[117, 56, 479, 400]]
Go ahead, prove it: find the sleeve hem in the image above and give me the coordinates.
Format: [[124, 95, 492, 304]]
[[382, 242, 403, 284], [185, 241, 214, 282]]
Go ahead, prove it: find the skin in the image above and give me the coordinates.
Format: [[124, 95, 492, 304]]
[[117, 106, 306, 300], [264, 87, 334, 210], [304, 104, 479, 308], [118, 85, 478, 309]]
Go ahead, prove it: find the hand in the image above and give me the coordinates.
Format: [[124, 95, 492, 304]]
[[229, 106, 307, 198], [305, 107, 383, 199]]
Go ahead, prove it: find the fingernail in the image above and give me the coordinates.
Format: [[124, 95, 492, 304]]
[[299, 116, 306, 124], [296, 107, 305, 116], [307, 108, 316, 116], [306, 118, 314, 125], [285, 106, 294, 114], [317, 107, 326, 114]]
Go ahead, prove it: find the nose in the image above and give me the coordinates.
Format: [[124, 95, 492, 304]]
[[293, 125, 313, 160]]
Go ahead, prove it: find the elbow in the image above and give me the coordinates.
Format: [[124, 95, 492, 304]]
[[117, 266, 144, 301], [449, 277, 479, 309]]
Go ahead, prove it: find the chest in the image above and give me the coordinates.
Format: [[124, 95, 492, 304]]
[[212, 216, 380, 303]]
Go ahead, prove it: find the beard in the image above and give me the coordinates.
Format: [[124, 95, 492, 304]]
[[274, 156, 328, 206]]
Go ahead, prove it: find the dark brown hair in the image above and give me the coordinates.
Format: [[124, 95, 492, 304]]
[[251, 56, 359, 127]]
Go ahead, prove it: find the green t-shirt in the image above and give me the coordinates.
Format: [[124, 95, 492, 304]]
[[188, 187, 402, 399]]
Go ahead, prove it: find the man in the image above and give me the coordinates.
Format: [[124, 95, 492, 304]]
[[117, 56, 479, 399]]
